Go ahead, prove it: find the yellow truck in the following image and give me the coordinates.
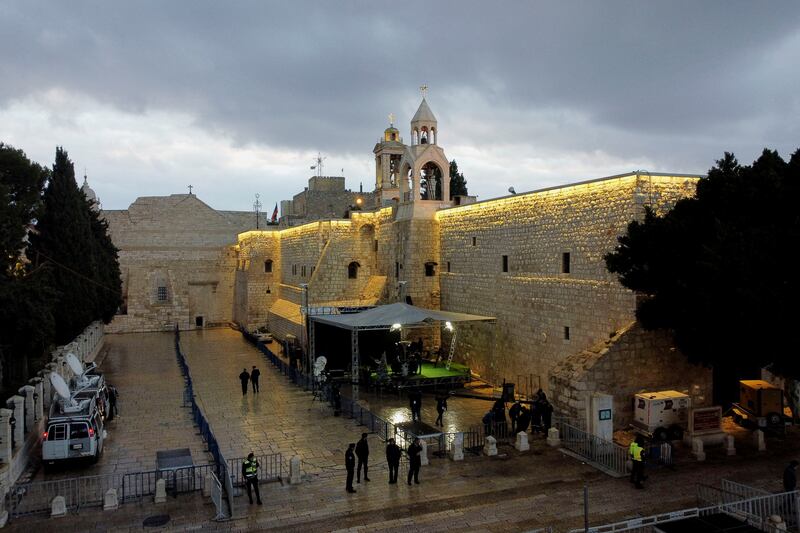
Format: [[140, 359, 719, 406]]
[[731, 380, 786, 429]]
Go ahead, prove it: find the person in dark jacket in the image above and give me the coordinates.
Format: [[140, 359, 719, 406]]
[[386, 438, 401, 484], [345, 443, 356, 493], [355, 432, 370, 482], [483, 410, 494, 435], [239, 369, 250, 396], [435, 395, 448, 427], [241, 452, 262, 505], [509, 401, 522, 434], [250, 365, 261, 393], [516, 405, 532, 433], [409, 389, 422, 422], [407, 437, 422, 485], [784, 460, 798, 492], [541, 398, 553, 433], [107, 386, 119, 420], [492, 398, 507, 435]]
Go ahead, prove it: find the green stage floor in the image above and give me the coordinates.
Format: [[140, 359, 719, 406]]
[[371, 361, 470, 380]]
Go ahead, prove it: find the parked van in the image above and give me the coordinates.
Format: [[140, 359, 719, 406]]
[[43, 398, 105, 465]]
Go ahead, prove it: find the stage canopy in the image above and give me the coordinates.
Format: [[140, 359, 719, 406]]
[[309, 302, 495, 331]]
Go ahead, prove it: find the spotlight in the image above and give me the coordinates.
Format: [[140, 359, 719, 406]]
[[445, 321, 453, 332], [390, 323, 402, 332]]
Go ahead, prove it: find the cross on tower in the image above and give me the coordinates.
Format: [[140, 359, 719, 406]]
[[420, 84, 428, 98], [187, 184, 194, 195]]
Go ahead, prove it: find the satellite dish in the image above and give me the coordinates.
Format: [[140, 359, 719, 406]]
[[66, 352, 84, 376], [50, 372, 72, 401], [313, 356, 327, 377], [508, 187, 517, 195]]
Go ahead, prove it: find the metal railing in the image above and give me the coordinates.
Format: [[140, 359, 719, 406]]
[[227, 453, 283, 487], [5, 464, 218, 518], [558, 422, 629, 478], [567, 490, 800, 533], [210, 472, 225, 520]]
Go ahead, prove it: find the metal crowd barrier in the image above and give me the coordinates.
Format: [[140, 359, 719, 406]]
[[226, 453, 283, 487], [557, 421, 629, 477], [5, 464, 218, 518]]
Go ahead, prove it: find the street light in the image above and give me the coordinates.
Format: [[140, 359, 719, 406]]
[[299, 283, 310, 374]]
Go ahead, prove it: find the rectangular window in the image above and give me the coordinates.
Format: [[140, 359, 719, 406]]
[[425, 262, 436, 277], [311, 266, 315, 276], [157, 286, 168, 301], [374, 240, 379, 252], [395, 262, 400, 278], [562, 252, 571, 274], [301, 265, 306, 277], [447, 261, 451, 273], [564, 326, 570, 341], [472, 236, 477, 246], [502, 255, 508, 273]]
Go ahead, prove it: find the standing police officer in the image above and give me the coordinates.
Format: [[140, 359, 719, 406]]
[[386, 438, 401, 484], [345, 443, 357, 493], [242, 452, 262, 505], [356, 433, 371, 483], [407, 437, 422, 485]]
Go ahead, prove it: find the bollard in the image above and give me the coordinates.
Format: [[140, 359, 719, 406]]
[[546, 427, 561, 447], [51, 495, 67, 517], [0, 408, 13, 464], [515, 431, 530, 452], [483, 436, 498, 456], [420, 440, 429, 466], [692, 437, 706, 461], [154, 479, 167, 503], [754, 429, 766, 452], [725, 434, 736, 456], [10, 396, 24, 448], [103, 488, 119, 511], [289, 455, 302, 484], [451, 432, 464, 461]]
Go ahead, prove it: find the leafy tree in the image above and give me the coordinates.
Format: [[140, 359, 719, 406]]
[[449, 159, 468, 198], [0, 143, 55, 385], [605, 148, 800, 404]]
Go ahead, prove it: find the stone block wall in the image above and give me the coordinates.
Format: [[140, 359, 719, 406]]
[[548, 321, 712, 428], [436, 174, 699, 390]]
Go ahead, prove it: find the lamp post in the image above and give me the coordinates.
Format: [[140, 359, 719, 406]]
[[299, 283, 310, 375]]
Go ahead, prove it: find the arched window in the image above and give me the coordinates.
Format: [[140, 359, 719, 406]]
[[264, 259, 273, 273], [348, 261, 360, 279]]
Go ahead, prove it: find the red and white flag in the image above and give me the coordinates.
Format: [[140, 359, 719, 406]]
[[270, 203, 278, 223]]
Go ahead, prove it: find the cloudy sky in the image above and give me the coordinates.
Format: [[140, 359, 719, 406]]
[[2, 1, 799, 212]]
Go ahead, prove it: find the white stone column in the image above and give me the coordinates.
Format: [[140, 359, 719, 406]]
[[0, 408, 13, 464], [9, 396, 24, 448], [419, 440, 429, 466], [19, 385, 35, 433], [32, 378, 44, 422]]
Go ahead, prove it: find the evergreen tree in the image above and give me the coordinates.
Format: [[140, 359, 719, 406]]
[[605, 148, 800, 403], [449, 160, 468, 198], [0, 143, 55, 385], [29, 147, 98, 343], [87, 200, 122, 322]]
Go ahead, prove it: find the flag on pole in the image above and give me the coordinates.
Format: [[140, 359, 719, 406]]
[[271, 203, 278, 223]]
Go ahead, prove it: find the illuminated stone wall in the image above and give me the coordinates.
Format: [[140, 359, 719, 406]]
[[436, 174, 699, 391], [233, 231, 281, 329], [548, 321, 713, 427]]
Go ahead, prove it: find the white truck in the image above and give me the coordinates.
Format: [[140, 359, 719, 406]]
[[632, 390, 691, 441]]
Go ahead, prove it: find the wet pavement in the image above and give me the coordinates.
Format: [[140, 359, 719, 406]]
[[28, 332, 211, 481]]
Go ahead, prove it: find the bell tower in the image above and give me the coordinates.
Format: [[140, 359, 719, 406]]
[[373, 113, 404, 207]]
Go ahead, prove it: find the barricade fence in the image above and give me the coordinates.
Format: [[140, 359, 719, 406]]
[[557, 422, 629, 477], [227, 453, 283, 487], [5, 464, 218, 518]]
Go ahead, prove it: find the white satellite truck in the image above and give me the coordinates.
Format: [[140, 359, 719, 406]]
[[42, 371, 106, 467], [632, 390, 691, 441]]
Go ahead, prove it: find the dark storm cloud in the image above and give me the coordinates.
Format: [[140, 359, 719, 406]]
[[1, 1, 799, 206]]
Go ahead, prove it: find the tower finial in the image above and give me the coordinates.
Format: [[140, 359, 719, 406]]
[[388, 112, 395, 126], [419, 84, 428, 98]]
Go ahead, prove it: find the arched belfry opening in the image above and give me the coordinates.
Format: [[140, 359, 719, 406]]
[[420, 162, 443, 200]]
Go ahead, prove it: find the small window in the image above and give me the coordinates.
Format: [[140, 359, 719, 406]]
[[69, 422, 89, 439], [637, 399, 646, 410], [502, 255, 508, 273], [374, 240, 379, 252], [447, 261, 451, 273], [311, 266, 315, 276], [562, 252, 571, 274], [264, 259, 273, 273], [395, 262, 400, 278], [292, 264, 297, 275], [563, 326, 570, 340], [157, 286, 168, 301], [48, 423, 67, 441], [425, 262, 437, 277], [301, 265, 306, 277], [472, 237, 477, 246], [348, 261, 360, 279]]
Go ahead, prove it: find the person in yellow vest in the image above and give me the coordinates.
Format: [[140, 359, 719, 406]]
[[630, 436, 646, 489], [242, 452, 262, 505]]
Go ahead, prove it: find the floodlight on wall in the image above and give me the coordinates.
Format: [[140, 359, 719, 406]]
[[390, 323, 402, 332], [444, 321, 454, 332]]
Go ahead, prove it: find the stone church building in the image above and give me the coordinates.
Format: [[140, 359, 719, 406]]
[[102, 97, 713, 425]]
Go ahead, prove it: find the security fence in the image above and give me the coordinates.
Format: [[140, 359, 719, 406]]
[[226, 453, 283, 487], [557, 422, 629, 478], [5, 464, 218, 518]]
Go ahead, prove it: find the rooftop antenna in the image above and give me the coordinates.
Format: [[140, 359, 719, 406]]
[[310, 152, 326, 178], [253, 193, 262, 229], [49, 372, 90, 413]]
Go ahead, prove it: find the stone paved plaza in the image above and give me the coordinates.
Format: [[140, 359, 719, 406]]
[[7, 328, 800, 532]]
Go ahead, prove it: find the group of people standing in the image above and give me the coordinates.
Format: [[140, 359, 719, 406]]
[[345, 433, 423, 493], [486, 389, 554, 437], [239, 366, 262, 395]]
